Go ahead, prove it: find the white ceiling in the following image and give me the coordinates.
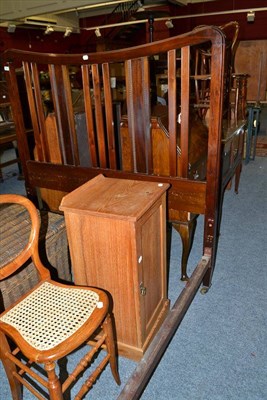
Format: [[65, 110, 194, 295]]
[[0, 0, 215, 21]]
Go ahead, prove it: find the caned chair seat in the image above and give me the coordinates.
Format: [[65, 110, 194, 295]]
[[0, 194, 120, 400], [0, 281, 101, 351]]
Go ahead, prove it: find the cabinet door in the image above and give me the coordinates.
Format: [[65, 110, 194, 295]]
[[138, 198, 167, 345]]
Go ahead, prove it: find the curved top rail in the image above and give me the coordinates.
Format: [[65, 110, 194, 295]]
[[0, 194, 40, 279], [0, 194, 50, 281], [219, 21, 239, 51], [3, 25, 225, 66]]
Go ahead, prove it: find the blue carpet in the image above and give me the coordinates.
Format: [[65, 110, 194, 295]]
[[0, 156, 266, 399]]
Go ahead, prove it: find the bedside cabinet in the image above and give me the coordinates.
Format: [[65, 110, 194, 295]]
[[60, 174, 170, 360]]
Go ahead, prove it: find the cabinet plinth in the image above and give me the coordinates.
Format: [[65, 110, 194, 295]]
[[60, 174, 170, 360]]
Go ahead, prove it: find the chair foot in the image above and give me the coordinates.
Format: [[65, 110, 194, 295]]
[[0, 332, 22, 400], [103, 315, 121, 385]]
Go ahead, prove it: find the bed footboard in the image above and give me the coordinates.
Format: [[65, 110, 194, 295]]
[[4, 24, 228, 288]]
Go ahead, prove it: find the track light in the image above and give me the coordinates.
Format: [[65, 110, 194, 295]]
[[64, 27, 72, 37], [44, 25, 54, 35], [165, 19, 174, 29], [7, 24, 16, 33], [95, 28, 101, 37], [247, 10, 255, 22]]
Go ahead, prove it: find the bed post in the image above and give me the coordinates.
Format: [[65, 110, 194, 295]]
[[201, 28, 226, 292]]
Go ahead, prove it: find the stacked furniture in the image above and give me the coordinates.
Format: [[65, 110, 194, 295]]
[[2, 24, 247, 396], [3, 24, 246, 285]]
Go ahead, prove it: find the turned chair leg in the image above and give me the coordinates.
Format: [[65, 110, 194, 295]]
[[102, 314, 121, 385], [0, 332, 22, 400], [45, 361, 64, 400], [173, 218, 197, 281]]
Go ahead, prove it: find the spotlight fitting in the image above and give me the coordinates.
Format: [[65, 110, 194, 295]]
[[44, 25, 54, 35], [7, 24, 16, 33], [165, 19, 174, 29], [95, 28, 101, 37], [247, 11, 255, 22], [64, 27, 72, 37]]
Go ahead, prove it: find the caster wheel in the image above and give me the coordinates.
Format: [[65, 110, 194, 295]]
[[200, 286, 209, 295]]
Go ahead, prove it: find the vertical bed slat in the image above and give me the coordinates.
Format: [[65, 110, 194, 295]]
[[23, 61, 44, 162], [91, 63, 107, 168], [61, 65, 80, 166], [124, 59, 135, 171], [30, 63, 50, 162], [102, 62, 117, 169], [180, 46, 190, 178], [125, 57, 151, 173], [48, 64, 74, 165], [168, 50, 177, 177], [81, 64, 98, 167], [142, 57, 153, 175]]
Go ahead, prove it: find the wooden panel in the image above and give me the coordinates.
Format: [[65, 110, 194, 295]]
[[139, 198, 168, 347], [235, 40, 267, 102], [64, 212, 141, 357], [27, 161, 207, 214]]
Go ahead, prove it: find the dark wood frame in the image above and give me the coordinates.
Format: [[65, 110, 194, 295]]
[[3, 25, 239, 398]]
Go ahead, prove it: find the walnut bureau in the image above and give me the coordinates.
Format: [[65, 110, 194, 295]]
[[60, 174, 170, 361]]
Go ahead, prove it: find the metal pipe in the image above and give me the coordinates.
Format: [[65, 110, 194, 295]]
[[82, 6, 267, 31], [169, 7, 267, 20], [6, 6, 267, 32]]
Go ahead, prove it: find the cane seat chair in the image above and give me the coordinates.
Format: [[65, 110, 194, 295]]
[[0, 194, 120, 400]]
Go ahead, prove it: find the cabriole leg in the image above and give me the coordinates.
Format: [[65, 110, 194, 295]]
[[172, 217, 197, 281]]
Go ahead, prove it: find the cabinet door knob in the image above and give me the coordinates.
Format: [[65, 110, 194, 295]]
[[140, 282, 147, 296]]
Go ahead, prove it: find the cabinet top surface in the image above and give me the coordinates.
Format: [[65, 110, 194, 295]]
[[60, 174, 169, 220]]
